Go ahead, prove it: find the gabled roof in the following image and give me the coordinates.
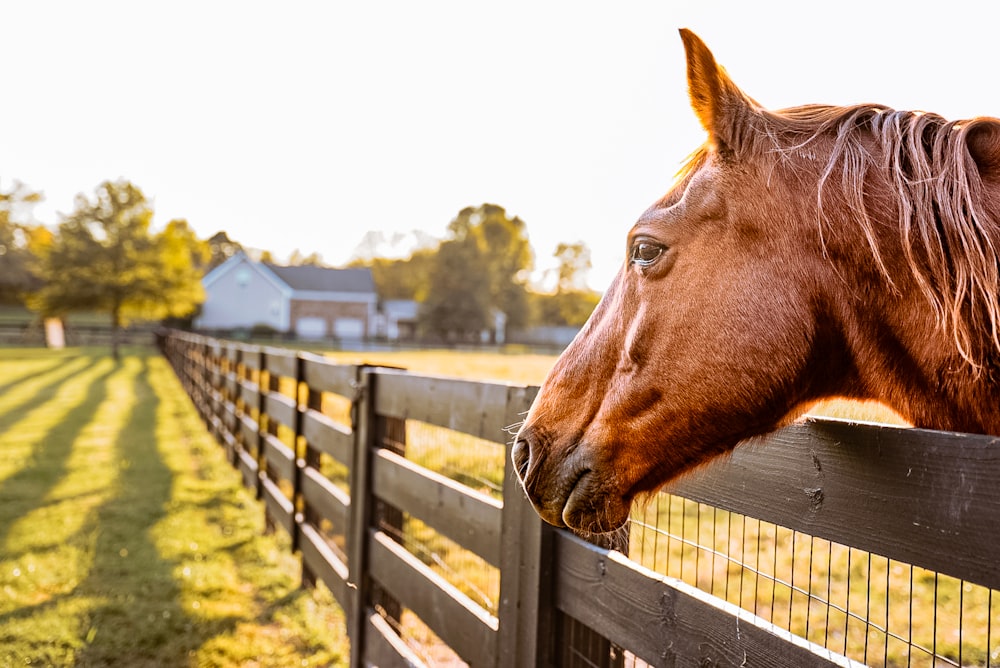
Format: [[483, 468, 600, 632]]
[[263, 264, 376, 294], [202, 252, 291, 295], [202, 252, 376, 296]]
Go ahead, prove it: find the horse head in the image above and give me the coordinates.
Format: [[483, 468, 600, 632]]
[[513, 29, 1000, 533]]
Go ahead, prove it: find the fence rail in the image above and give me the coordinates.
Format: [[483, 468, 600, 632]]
[[158, 330, 1000, 668]]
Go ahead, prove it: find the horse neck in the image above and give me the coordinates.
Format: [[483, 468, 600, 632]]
[[834, 257, 1000, 436]]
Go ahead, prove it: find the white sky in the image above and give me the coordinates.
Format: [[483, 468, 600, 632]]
[[3, 1, 998, 291]]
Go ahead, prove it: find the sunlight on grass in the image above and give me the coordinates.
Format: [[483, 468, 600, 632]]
[[0, 347, 347, 667], [319, 347, 558, 385]]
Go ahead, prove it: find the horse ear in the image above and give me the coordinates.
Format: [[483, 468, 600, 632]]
[[679, 29, 756, 156], [966, 119, 1000, 182]]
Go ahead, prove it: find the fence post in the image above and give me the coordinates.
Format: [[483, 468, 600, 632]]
[[290, 352, 305, 553], [346, 366, 376, 668], [198, 338, 214, 438], [345, 366, 406, 668], [299, 362, 323, 590], [496, 385, 557, 668], [255, 348, 268, 502]]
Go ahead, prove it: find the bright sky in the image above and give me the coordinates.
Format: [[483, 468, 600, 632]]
[[3, 1, 998, 291]]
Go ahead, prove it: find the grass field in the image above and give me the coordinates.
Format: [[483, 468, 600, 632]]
[[0, 347, 347, 667]]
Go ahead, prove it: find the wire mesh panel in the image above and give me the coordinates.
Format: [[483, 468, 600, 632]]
[[404, 420, 507, 501], [629, 493, 1000, 667], [371, 419, 505, 665]]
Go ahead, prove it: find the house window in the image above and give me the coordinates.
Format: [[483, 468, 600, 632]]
[[235, 268, 251, 288]]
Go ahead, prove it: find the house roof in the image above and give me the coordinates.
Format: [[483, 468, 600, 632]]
[[262, 264, 376, 293], [202, 252, 291, 295]]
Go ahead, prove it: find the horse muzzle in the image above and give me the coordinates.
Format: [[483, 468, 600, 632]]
[[512, 425, 631, 532]]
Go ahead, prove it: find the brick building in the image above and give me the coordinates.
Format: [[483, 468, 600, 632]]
[[195, 253, 378, 339]]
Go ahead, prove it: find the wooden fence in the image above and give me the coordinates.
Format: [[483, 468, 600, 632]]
[[158, 330, 1000, 668]]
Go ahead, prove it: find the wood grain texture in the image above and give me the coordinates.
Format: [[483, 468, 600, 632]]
[[301, 408, 353, 468], [302, 354, 357, 397], [299, 523, 351, 611], [554, 531, 856, 668], [301, 467, 350, 535], [263, 391, 296, 431], [368, 530, 497, 664], [665, 418, 1000, 589], [371, 449, 503, 566], [373, 371, 527, 444]]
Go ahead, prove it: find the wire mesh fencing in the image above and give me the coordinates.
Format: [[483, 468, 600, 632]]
[[628, 493, 1000, 668]]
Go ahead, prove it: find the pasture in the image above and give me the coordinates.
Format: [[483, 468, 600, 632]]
[[0, 347, 346, 667]]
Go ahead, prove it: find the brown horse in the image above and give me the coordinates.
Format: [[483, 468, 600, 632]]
[[513, 29, 1000, 534]]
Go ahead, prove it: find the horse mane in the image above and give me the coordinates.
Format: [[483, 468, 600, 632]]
[[755, 104, 1000, 368]]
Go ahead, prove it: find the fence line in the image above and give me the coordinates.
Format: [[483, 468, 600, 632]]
[[158, 330, 1000, 667]]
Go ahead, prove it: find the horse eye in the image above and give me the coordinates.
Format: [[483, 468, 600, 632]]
[[630, 241, 664, 267]]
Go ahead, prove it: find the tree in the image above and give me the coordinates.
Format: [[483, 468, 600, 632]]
[[474, 204, 533, 330], [0, 181, 44, 305], [530, 289, 601, 327], [205, 230, 243, 272], [554, 241, 592, 293], [528, 241, 601, 327], [349, 248, 438, 301], [31, 180, 206, 359], [419, 236, 492, 341], [420, 204, 533, 339], [287, 248, 325, 266]]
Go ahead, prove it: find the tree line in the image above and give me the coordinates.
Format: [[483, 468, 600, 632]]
[[1, 179, 601, 353], [354, 204, 601, 341]]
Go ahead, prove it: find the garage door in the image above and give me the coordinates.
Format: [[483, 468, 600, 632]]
[[296, 317, 327, 339], [333, 318, 364, 339]]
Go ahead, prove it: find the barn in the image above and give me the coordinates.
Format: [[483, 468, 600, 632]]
[[194, 252, 378, 339]]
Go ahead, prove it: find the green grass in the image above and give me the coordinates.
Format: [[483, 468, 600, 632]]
[[0, 347, 347, 667]]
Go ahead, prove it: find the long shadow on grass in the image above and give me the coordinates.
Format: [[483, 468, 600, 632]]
[[0, 355, 97, 430], [0, 354, 73, 399], [0, 361, 115, 549], [72, 358, 239, 667]]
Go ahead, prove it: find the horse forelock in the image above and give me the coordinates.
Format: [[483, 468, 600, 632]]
[[748, 104, 1000, 369]]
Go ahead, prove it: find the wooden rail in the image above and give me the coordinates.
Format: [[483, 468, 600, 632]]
[[159, 330, 1000, 668]]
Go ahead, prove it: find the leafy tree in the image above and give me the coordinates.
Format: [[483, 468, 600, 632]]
[[158, 219, 211, 328], [350, 248, 438, 301], [286, 248, 322, 266], [535, 240, 601, 326], [530, 289, 601, 327], [419, 235, 491, 341], [205, 230, 243, 272], [0, 181, 44, 305], [31, 180, 206, 359], [554, 241, 592, 293], [474, 204, 533, 330], [421, 204, 533, 339]]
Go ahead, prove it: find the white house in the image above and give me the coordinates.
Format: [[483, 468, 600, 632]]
[[195, 253, 379, 339]]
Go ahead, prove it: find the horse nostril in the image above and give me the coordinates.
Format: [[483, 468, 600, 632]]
[[512, 437, 530, 481]]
